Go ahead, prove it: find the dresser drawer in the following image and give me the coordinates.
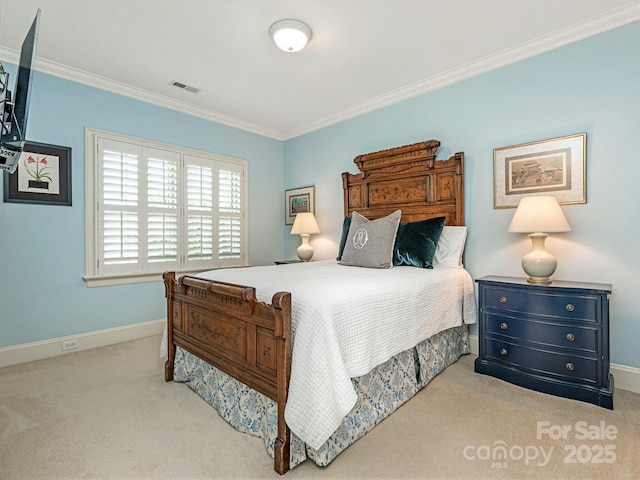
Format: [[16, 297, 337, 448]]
[[483, 286, 600, 321], [484, 338, 599, 385], [485, 313, 599, 353]]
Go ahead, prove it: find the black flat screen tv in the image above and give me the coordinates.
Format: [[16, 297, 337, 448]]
[[0, 9, 41, 174]]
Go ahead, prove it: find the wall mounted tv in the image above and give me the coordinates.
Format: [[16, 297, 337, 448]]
[[0, 9, 41, 174]]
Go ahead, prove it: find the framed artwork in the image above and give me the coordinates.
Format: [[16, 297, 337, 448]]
[[493, 133, 586, 209], [3, 141, 72, 206], [285, 186, 315, 225]]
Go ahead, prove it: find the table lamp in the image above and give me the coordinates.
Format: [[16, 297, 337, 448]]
[[508, 195, 571, 284], [290, 212, 320, 261]]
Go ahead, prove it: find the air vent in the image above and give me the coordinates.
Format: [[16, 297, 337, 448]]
[[169, 80, 201, 94]]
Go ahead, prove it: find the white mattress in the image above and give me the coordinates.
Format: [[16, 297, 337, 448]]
[[185, 260, 476, 450]]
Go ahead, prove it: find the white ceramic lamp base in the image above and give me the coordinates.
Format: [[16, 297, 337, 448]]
[[296, 234, 314, 261], [522, 232, 557, 284]]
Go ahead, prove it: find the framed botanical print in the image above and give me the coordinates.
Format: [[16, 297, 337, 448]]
[[3, 141, 72, 206]]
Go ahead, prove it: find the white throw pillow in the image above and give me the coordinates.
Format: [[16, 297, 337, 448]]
[[433, 226, 467, 268]]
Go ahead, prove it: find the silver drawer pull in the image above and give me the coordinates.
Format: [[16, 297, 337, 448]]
[[566, 304, 575, 312], [566, 363, 575, 371], [500, 322, 508, 330], [566, 333, 575, 342], [500, 296, 507, 304], [500, 348, 508, 356]]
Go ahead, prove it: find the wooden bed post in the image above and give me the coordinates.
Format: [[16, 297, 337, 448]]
[[453, 151, 465, 226], [273, 291, 292, 475], [163, 271, 176, 382]]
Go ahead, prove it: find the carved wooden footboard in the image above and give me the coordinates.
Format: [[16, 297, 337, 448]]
[[163, 272, 293, 475]]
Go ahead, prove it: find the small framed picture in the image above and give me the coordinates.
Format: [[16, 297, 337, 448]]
[[285, 186, 315, 225], [3, 141, 72, 206], [493, 133, 586, 208]]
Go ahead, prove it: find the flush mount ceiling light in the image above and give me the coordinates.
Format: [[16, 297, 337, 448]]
[[269, 19, 312, 53]]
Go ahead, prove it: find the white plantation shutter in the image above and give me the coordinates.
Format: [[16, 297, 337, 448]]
[[185, 157, 215, 267], [88, 130, 246, 285], [144, 148, 181, 271], [218, 161, 243, 265], [182, 155, 246, 269], [98, 139, 140, 275]]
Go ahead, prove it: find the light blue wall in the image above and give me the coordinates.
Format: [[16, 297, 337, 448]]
[[2, 21, 638, 371], [0, 70, 284, 347], [283, 21, 640, 368]]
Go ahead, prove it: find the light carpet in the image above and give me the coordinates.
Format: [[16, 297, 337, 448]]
[[1, 335, 639, 479]]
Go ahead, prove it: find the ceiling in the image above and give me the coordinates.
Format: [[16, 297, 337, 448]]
[[0, 0, 638, 140]]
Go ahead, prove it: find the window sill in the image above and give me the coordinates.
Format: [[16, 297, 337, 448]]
[[83, 265, 249, 288]]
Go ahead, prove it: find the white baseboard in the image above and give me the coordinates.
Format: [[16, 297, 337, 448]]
[[467, 333, 640, 395], [0, 319, 166, 368], [609, 363, 640, 395], [469, 332, 479, 356]]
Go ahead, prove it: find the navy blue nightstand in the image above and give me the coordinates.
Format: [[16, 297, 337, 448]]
[[474, 276, 614, 409]]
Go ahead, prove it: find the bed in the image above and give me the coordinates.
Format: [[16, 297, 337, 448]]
[[162, 139, 476, 474]]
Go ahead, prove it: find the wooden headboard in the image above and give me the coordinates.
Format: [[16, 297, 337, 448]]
[[342, 140, 465, 225]]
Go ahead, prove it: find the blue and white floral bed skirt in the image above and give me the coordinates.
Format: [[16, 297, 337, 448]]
[[173, 324, 469, 469]]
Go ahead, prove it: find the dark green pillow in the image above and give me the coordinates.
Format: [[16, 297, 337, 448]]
[[336, 216, 351, 261], [393, 217, 446, 268]]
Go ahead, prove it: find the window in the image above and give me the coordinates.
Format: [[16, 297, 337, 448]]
[[84, 128, 247, 287]]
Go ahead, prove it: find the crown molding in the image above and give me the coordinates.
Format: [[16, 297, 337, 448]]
[[0, 47, 284, 140], [284, 3, 640, 139]]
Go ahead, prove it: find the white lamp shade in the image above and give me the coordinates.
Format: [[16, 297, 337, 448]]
[[269, 19, 312, 52], [290, 212, 320, 235], [508, 196, 571, 233]]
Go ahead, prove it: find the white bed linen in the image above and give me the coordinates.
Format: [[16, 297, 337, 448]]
[[188, 260, 476, 450]]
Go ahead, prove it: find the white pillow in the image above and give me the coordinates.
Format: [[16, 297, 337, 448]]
[[434, 226, 467, 268]]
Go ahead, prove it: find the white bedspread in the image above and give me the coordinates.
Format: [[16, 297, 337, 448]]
[[190, 260, 476, 450]]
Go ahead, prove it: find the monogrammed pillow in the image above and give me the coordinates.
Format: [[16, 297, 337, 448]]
[[339, 210, 402, 269]]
